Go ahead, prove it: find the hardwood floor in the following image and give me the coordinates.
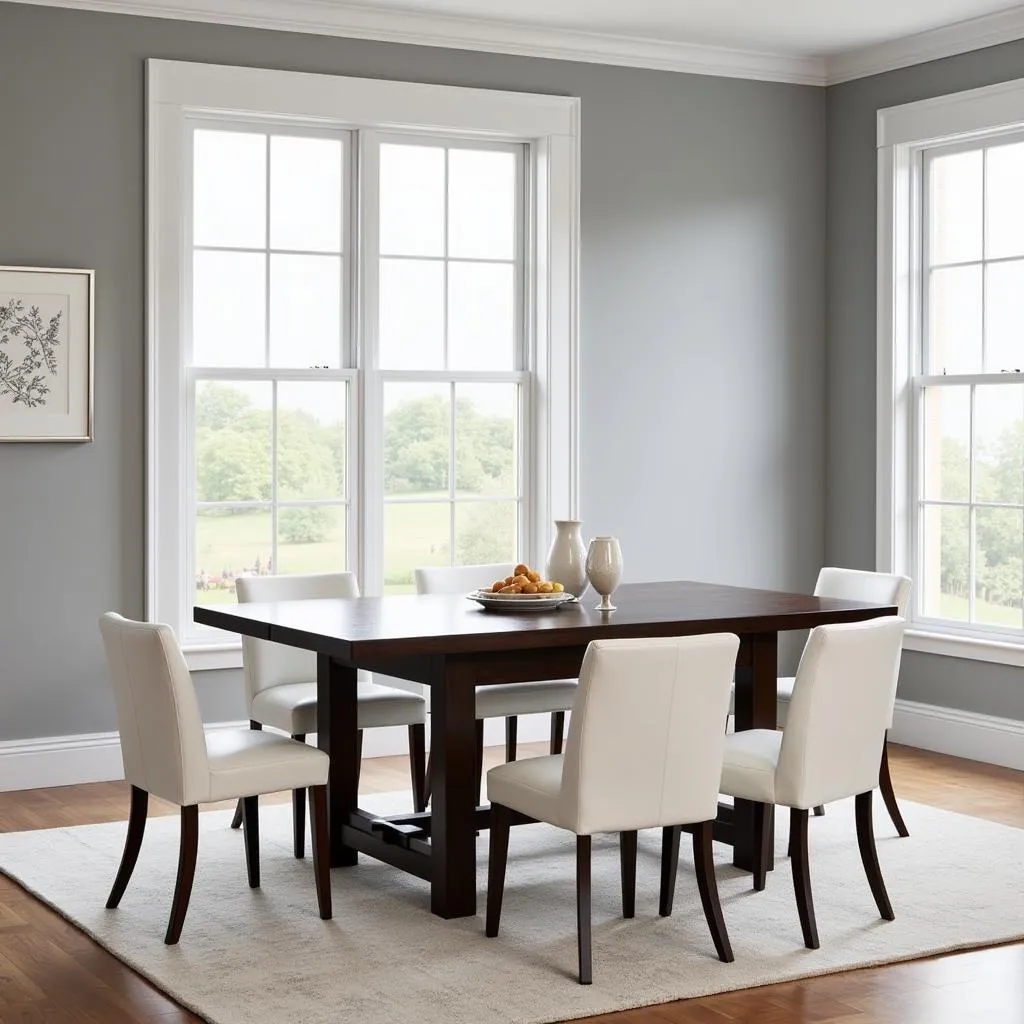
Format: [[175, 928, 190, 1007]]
[[0, 741, 1020, 1023]]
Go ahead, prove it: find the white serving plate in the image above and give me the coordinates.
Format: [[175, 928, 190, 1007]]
[[466, 589, 576, 612]]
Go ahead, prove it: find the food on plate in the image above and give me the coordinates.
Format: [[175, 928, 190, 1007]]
[[487, 564, 566, 595]]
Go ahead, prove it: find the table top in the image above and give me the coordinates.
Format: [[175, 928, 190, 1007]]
[[194, 580, 898, 660]]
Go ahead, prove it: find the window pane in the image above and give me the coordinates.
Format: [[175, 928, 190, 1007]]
[[195, 508, 272, 606], [380, 144, 444, 257], [975, 507, 1023, 629], [448, 149, 516, 260], [986, 142, 1024, 260], [985, 260, 1024, 373], [922, 387, 970, 502], [447, 262, 515, 370], [269, 254, 341, 368], [379, 258, 444, 369], [921, 504, 969, 622], [456, 383, 517, 496], [193, 130, 266, 249], [384, 383, 450, 497], [277, 505, 347, 574], [270, 136, 343, 253], [384, 502, 451, 594], [195, 381, 271, 503], [928, 150, 982, 266], [928, 265, 982, 374], [192, 251, 266, 367], [975, 384, 1024, 505], [277, 382, 346, 501], [456, 501, 517, 566]]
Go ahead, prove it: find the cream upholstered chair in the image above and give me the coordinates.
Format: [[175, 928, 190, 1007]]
[[486, 634, 740, 984], [99, 614, 331, 944], [720, 616, 906, 950], [414, 563, 579, 803], [230, 572, 428, 854], [781, 569, 911, 830]]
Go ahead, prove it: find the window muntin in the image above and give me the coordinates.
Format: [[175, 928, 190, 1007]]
[[915, 134, 1024, 638]]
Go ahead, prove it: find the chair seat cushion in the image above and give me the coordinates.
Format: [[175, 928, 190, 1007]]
[[487, 754, 565, 828], [720, 729, 782, 804], [475, 679, 577, 719], [250, 681, 427, 736], [205, 729, 329, 803]]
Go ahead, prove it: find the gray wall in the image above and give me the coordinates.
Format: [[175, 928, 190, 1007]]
[[0, 2, 826, 740], [826, 40, 1024, 721]]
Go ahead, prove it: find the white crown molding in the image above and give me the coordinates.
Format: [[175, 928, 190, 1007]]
[[827, 5, 1024, 85], [6, 0, 826, 85]]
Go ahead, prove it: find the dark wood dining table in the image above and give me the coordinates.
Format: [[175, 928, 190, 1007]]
[[195, 580, 897, 919]]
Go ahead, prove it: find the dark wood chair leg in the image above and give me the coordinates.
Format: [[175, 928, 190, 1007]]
[[752, 802, 771, 892], [242, 795, 260, 888], [474, 719, 485, 806], [576, 834, 592, 985], [292, 732, 307, 859], [790, 807, 819, 949], [856, 790, 895, 920], [231, 721, 263, 830], [659, 825, 681, 917], [309, 785, 332, 920], [422, 755, 432, 808], [485, 802, 511, 937], [693, 820, 734, 963], [505, 716, 518, 763], [106, 785, 148, 909], [550, 710, 566, 755], [813, 805, 825, 817], [620, 830, 637, 919], [409, 723, 427, 813], [879, 737, 909, 838], [165, 805, 199, 945]]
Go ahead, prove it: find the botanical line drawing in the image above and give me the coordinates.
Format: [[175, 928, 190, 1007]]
[[0, 298, 64, 408]]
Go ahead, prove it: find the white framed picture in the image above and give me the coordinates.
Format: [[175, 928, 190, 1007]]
[[0, 266, 94, 442]]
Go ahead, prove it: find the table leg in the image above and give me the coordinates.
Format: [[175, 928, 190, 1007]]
[[317, 654, 359, 868], [429, 656, 479, 918], [732, 632, 778, 875]]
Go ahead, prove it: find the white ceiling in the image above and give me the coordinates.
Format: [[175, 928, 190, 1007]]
[[355, 0, 1023, 57], [10, 0, 1024, 83]]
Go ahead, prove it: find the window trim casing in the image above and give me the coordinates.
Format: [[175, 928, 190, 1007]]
[[147, 59, 581, 670], [877, 74, 1024, 668]]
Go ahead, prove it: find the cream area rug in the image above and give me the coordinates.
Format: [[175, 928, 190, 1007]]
[[1, 793, 1022, 1024]]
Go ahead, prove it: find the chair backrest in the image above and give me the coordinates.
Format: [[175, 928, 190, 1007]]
[[236, 572, 360, 703], [814, 568, 911, 728], [99, 613, 208, 806], [558, 634, 740, 835], [414, 563, 516, 595], [815, 567, 911, 616], [776, 616, 906, 809]]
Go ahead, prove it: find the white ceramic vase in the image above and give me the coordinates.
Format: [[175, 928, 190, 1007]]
[[545, 520, 589, 597], [585, 536, 623, 611]]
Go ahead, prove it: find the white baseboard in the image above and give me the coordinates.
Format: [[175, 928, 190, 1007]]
[[0, 719, 250, 793], [0, 713, 560, 793], [889, 699, 1024, 771], [6, 700, 1015, 793]]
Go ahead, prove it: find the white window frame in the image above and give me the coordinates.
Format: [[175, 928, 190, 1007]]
[[147, 60, 580, 670], [878, 75, 1024, 668]]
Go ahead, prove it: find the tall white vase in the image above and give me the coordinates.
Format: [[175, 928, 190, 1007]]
[[545, 520, 589, 597], [586, 536, 623, 611]]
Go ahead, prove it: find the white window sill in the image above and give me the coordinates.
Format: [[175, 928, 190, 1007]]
[[904, 629, 1024, 668], [186, 644, 243, 672]]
